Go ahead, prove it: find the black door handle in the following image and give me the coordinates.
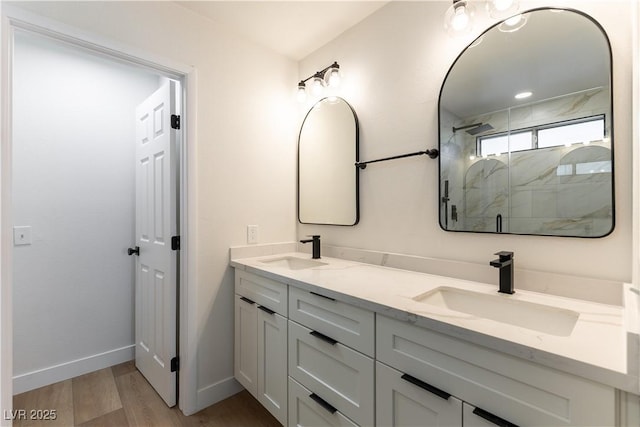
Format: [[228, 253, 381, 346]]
[[472, 407, 519, 427], [400, 373, 451, 400], [309, 393, 337, 414], [258, 305, 275, 315], [310, 330, 338, 345], [128, 246, 140, 256]]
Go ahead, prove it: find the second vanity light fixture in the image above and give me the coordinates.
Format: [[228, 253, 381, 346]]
[[297, 61, 341, 103], [444, 0, 521, 35]]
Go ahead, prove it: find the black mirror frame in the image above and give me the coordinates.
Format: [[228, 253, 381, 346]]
[[297, 96, 360, 226], [437, 7, 615, 238]]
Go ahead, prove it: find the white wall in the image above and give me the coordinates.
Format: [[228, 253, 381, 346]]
[[4, 0, 298, 414], [12, 30, 161, 391], [298, 0, 633, 283]]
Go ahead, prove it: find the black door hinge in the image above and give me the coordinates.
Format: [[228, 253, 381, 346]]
[[170, 356, 179, 372], [171, 236, 180, 251], [171, 114, 181, 130]]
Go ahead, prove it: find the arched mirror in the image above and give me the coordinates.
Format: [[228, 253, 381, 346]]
[[298, 97, 359, 225], [439, 8, 613, 237]]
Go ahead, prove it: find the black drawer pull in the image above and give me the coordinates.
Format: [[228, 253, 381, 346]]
[[309, 393, 337, 414], [310, 291, 336, 301], [309, 330, 338, 345], [400, 373, 451, 401], [257, 305, 275, 315], [472, 407, 519, 427], [239, 296, 255, 305]]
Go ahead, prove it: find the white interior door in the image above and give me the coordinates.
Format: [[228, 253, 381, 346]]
[[133, 81, 178, 407]]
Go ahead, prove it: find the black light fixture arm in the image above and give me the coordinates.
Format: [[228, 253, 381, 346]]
[[298, 61, 340, 87], [355, 149, 439, 169]]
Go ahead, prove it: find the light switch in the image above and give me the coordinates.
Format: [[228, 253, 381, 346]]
[[13, 226, 32, 246]]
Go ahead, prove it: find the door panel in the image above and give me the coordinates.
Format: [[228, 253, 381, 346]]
[[134, 81, 178, 407]]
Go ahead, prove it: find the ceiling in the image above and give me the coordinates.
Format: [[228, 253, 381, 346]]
[[176, 1, 389, 61]]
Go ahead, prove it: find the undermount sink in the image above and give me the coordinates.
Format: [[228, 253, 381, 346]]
[[413, 287, 579, 337], [260, 256, 327, 270]]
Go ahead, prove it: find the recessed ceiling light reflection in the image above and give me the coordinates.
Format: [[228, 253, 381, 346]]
[[514, 91, 532, 100]]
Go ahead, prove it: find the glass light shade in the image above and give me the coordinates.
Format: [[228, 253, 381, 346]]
[[297, 84, 307, 103], [326, 67, 341, 88], [311, 76, 324, 96], [444, 1, 475, 35], [487, 0, 519, 19]]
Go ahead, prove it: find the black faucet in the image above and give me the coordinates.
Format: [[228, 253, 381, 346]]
[[300, 235, 321, 259], [490, 251, 514, 294]]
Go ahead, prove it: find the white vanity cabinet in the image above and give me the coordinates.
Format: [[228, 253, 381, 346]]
[[288, 286, 375, 427], [377, 315, 616, 427], [232, 262, 626, 427], [234, 271, 288, 425]]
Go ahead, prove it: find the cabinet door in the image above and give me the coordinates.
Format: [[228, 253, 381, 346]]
[[289, 286, 374, 357], [288, 320, 374, 426], [257, 307, 288, 425], [234, 294, 258, 397], [376, 362, 462, 427]]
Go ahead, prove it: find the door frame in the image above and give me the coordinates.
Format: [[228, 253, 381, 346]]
[[0, 5, 199, 416]]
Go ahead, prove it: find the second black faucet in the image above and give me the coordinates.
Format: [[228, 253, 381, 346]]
[[300, 235, 321, 259], [490, 251, 515, 294]]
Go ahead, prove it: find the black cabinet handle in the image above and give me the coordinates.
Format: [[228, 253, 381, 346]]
[[309, 393, 337, 414], [258, 305, 275, 315], [239, 296, 255, 305], [472, 407, 519, 427], [400, 373, 451, 401], [309, 330, 338, 345], [310, 291, 335, 302]]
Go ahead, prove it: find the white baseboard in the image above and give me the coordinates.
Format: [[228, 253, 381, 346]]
[[13, 344, 135, 394], [194, 376, 243, 414]]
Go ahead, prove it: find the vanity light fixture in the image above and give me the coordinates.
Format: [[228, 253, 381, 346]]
[[297, 61, 341, 103]]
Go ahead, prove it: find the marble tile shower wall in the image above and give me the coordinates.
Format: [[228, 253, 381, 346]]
[[443, 88, 611, 235]]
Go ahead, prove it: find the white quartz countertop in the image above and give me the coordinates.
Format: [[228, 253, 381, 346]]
[[230, 252, 639, 394]]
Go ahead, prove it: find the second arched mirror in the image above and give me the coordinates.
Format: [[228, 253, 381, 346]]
[[439, 8, 613, 237]]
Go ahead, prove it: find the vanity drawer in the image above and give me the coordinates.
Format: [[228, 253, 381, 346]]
[[376, 315, 615, 427], [288, 320, 374, 426], [288, 286, 374, 357], [288, 377, 359, 427], [235, 270, 288, 316]]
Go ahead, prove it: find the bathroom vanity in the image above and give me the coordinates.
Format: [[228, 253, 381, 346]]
[[230, 251, 638, 427]]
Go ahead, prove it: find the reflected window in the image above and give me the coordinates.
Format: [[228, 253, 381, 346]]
[[538, 115, 605, 148], [478, 115, 605, 157], [478, 131, 532, 156], [576, 160, 611, 175]]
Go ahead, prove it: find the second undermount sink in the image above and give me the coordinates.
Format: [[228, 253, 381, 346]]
[[260, 256, 328, 270], [413, 287, 579, 336]]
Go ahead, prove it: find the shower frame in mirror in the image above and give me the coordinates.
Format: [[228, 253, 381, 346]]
[[438, 7, 614, 238], [298, 97, 360, 226]]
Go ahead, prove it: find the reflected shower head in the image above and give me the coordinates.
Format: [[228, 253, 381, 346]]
[[466, 123, 494, 135], [452, 123, 494, 136]]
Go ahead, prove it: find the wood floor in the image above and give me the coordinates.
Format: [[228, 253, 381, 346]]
[[12, 361, 281, 427]]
